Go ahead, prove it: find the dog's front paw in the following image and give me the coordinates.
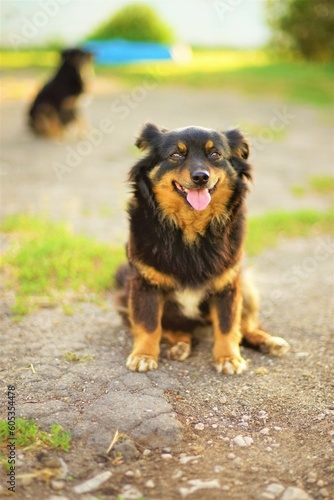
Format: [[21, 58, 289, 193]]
[[126, 354, 158, 372], [260, 336, 290, 357], [167, 341, 191, 361], [215, 356, 248, 375]]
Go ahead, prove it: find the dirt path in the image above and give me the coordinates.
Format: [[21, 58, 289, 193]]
[[0, 75, 333, 499]]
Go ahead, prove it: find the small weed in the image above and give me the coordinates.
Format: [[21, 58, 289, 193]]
[[64, 351, 94, 363], [291, 185, 306, 198], [0, 418, 71, 452], [40, 424, 71, 452], [62, 303, 74, 316]]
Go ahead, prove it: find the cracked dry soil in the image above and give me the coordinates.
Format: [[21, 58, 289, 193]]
[[0, 80, 333, 499]]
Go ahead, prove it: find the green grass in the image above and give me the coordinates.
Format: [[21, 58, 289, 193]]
[[97, 50, 334, 106], [245, 209, 334, 256], [309, 175, 334, 195], [0, 214, 125, 316], [0, 48, 333, 106], [291, 175, 334, 198], [1, 210, 333, 316], [0, 418, 71, 452]]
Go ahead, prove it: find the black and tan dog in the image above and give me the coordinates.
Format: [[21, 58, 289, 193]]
[[116, 123, 289, 374], [28, 48, 93, 138]]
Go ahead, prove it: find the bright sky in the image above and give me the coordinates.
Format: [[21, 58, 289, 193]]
[[1, 0, 270, 48]]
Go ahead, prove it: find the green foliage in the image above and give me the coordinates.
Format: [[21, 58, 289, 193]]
[[1, 214, 125, 316], [87, 3, 174, 43], [0, 418, 71, 451], [266, 0, 334, 62]]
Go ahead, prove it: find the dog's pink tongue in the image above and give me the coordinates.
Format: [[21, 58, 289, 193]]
[[187, 189, 211, 211]]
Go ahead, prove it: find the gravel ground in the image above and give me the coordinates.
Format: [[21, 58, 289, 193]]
[[0, 74, 333, 499]]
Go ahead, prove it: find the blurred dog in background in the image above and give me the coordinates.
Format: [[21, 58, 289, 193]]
[[28, 48, 93, 139]]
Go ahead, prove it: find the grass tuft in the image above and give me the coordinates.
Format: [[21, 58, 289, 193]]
[[309, 175, 334, 195], [0, 418, 71, 452], [246, 209, 334, 256]]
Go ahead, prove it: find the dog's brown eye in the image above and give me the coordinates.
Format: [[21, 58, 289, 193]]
[[209, 151, 221, 159], [170, 152, 184, 160]]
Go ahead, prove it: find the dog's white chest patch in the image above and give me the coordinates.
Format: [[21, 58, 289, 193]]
[[173, 289, 205, 319]]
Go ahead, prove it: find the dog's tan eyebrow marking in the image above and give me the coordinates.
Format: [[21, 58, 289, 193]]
[[205, 140, 215, 150], [177, 141, 187, 154]]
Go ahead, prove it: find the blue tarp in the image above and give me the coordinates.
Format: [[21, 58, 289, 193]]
[[82, 39, 173, 65]]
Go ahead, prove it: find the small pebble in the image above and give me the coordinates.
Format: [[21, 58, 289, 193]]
[[161, 453, 173, 460], [21, 477, 33, 487], [227, 453, 236, 460], [73, 471, 112, 495], [213, 465, 223, 473], [143, 449, 151, 457], [179, 455, 200, 464], [145, 480, 155, 488], [173, 469, 183, 479], [233, 435, 253, 447], [212, 424, 218, 429], [306, 471, 317, 484], [51, 480, 65, 491], [48, 497, 69, 500], [319, 488, 329, 498], [260, 428, 270, 435], [266, 483, 285, 496], [281, 487, 313, 500], [194, 423, 205, 430], [261, 493, 275, 500], [125, 471, 134, 477]]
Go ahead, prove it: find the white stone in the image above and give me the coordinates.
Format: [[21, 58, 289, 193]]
[[233, 435, 253, 447], [194, 423, 205, 430], [281, 487, 313, 500], [73, 471, 112, 494]]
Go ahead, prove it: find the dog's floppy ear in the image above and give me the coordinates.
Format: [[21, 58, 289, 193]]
[[135, 122, 167, 151], [225, 128, 250, 160], [224, 128, 252, 181]]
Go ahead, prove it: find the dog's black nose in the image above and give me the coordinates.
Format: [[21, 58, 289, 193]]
[[191, 170, 210, 186]]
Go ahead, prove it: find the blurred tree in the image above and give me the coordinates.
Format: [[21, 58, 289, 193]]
[[87, 3, 174, 44], [266, 0, 334, 62]]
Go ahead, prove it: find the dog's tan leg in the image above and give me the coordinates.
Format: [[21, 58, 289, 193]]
[[162, 330, 192, 361], [126, 275, 163, 372], [211, 281, 247, 375], [241, 274, 290, 356]]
